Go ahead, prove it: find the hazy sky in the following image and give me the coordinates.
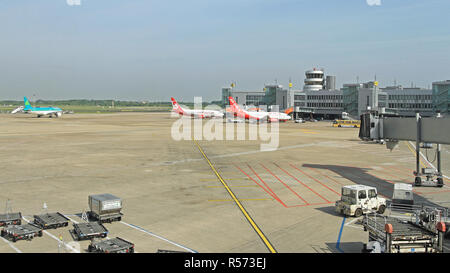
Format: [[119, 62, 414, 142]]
[[0, 0, 449, 101]]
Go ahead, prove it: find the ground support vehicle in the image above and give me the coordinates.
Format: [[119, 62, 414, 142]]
[[335, 185, 386, 217], [1, 224, 42, 242], [88, 194, 123, 223], [362, 213, 445, 253], [0, 212, 22, 227], [72, 222, 108, 241], [33, 212, 70, 229], [88, 237, 134, 253]]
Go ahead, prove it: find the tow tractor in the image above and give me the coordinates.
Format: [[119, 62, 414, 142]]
[[335, 185, 386, 217]]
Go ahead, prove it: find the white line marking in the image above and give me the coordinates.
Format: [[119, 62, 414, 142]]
[[0, 236, 22, 253], [120, 221, 196, 253], [63, 215, 140, 253], [345, 224, 364, 230], [62, 214, 79, 224], [344, 218, 359, 226], [408, 141, 450, 180], [22, 216, 80, 253]]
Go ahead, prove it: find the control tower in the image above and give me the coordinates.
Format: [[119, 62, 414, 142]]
[[304, 68, 325, 91]]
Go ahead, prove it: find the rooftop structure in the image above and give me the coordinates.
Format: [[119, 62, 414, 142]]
[[304, 68, 325, 91], [222, 69, 448, 119]]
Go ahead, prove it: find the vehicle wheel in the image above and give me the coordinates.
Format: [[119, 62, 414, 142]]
[[338, 125, 341, 127], [1, 230, 4, 237], [414, 177, 422, 186], [38, 231, 43, 237], [361, 244, 368, 253], [437, 178, 444, 187], [377, 205, 386, 214], [354, 208, 363, 217], [12, 237, 16, 242]]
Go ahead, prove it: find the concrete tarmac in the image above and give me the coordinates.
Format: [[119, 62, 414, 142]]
[[0, 113, 449, 253]]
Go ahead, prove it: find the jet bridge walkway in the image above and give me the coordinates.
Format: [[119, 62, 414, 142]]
[[360, 111, 450, 187]]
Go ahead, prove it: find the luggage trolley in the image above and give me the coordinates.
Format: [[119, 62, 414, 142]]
[[0, 212, 22, 227], [33, 212, 70, 229], [72, 222, 108, 241], [88, 237, 134, 253], [1, 224, 43, 242]]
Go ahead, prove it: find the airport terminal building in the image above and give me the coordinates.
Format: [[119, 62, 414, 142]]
[[222, 69, 450, 119]]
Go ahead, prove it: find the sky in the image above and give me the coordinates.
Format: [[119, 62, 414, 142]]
[[0, 0, 449, 101]]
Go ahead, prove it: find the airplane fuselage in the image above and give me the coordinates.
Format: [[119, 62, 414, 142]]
[[25, 107, 63, 117]]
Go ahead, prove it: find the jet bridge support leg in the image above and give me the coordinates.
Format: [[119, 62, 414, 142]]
[[359, 111, 449, 188], [415, 113, 422, 186], [437, 144, 444, 187]]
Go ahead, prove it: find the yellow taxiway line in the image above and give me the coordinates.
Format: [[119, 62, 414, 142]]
[[194, 140, 277, 253], [208, 198, 273, 202], [206, 185, 259, 188], [405, 141, 428, 169]]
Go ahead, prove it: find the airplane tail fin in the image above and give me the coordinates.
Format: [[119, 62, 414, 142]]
[[228, 97, 240, 112], [284, 107, 293, 115], [171, 97, 183, 114], [24, 97, 33, 110]]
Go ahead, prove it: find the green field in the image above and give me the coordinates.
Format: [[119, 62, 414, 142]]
[[0, 104, 172, 114], [0, 99, 220, 114]]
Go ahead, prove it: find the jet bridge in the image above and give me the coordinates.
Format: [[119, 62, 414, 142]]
[[359, 111, 450, 187]]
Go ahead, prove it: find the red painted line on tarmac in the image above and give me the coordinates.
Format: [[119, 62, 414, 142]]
[[389, 164, 450, 183], [367, 170, 424, 196], [384, 165, 415, 177], [260, 163, 309, 205], [289, 164, 341, 196], [374, 168, 407, 180], [246, 164, 287, 207], [274, 163, 331, 203], [308, 168, 344, 186], [286, 202, 330, 208], [234, 164, 287, 207], [366, 170, 399, 185], [414, 189, 450, 195]]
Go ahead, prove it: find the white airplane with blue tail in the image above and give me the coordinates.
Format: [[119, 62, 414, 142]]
[[21, 97, 63, 118]]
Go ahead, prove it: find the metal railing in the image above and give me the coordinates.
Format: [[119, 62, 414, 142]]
[[363, 212, 388, 238], [387, 202, 449, 233]]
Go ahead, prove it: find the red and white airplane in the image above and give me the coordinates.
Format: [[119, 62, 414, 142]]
[[228, 96, 291, 122], [171, 97, 224, 119]]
